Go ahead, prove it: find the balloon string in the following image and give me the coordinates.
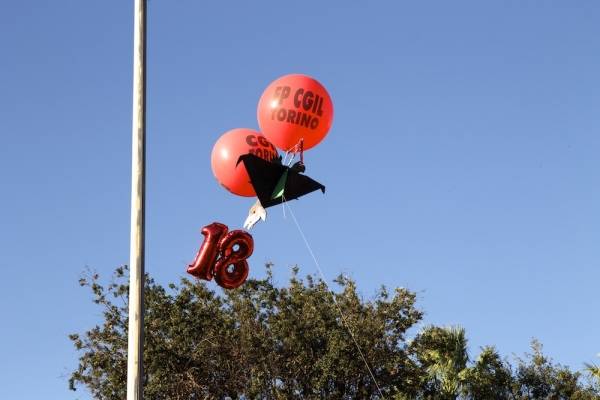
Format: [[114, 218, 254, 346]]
[[282, 151, 294, 167], [283, 201, 386, 399], [282, 195, 287, 219], [282, 139, 304, 167]]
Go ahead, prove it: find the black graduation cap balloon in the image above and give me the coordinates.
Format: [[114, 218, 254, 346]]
[[238, 154, 325, 207], [237, 154, 325, 228]]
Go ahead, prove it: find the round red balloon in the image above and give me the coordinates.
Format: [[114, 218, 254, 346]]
[[257, 74, 333, 151], [211, 128, 279, 197]]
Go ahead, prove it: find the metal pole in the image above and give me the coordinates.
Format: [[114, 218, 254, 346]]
[[127, 0, 146, 399]]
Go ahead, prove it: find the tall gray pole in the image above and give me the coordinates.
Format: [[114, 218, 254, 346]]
[[127, 0, 146, 399]]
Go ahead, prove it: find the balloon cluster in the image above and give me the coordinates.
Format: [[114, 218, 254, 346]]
[[211, 74, 334, 196], [189, 74, 333, 289]]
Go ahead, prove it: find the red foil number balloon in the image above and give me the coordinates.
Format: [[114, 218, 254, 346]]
[[186, 223, 228, 281], [187, 222, 254, 289], [214, 229, 253, 289]]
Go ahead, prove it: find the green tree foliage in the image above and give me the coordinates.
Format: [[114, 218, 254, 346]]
[[410, 325, 469, 399], [461, 346, 513, 399], [511, 340, 599, 400], [585, 362, 600, 385], [69, 265, 600, 399]]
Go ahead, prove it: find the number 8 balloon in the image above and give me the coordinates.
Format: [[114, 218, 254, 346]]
[[257, 74, 334, 151], [213, 229, 253, 289]]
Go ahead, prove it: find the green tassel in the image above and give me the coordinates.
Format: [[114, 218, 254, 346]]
[[271, 170, 288, 199]]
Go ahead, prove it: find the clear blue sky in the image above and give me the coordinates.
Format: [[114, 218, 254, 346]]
[[1, 1, 599, 398]]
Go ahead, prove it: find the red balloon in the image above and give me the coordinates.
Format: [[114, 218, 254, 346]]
[[214, 230, 253, 289], [186, 222, 228, 280], [257, 74, 334, 151], [211, 128, 279, 197]]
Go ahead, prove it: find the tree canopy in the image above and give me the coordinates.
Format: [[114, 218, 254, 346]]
[[69, 265, 600, 399]]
